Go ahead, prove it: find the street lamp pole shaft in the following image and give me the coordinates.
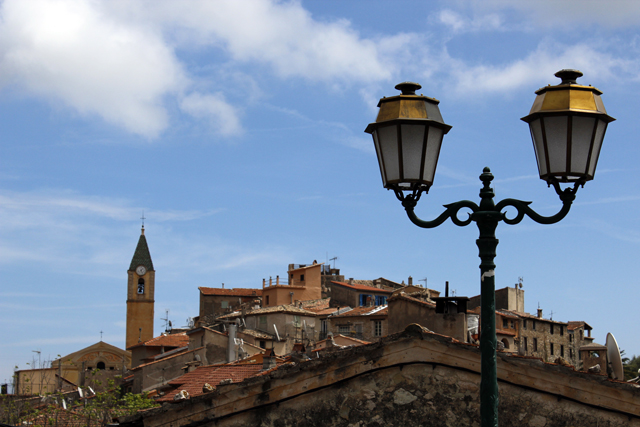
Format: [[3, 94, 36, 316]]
[[473, 169, 501, 427], [400, 167, 577, 427]]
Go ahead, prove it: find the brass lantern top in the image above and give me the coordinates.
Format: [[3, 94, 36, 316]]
[[365, 82, 451, 133], [522, 69, 614, 123]]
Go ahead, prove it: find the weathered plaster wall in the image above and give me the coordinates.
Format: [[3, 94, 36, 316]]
[[388, 297, 466, 342]]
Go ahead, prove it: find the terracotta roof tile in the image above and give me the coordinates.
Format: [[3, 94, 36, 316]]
[[199, 287, 262, 297], [218, 304, 316, 318], [332, 305, 388, 318], [129, 332, 189, 349], [158, 363, 279, 402], [330, 281, 393, 293]]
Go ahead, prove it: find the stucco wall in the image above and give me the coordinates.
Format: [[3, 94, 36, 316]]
[[388, 297, 466, 342]]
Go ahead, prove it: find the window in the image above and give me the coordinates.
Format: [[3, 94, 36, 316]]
[[97, 362, 106, 370], [221, 301, 229, 309], [560, 326, 564, 336], [569, 333, 573, 342], [524, 337, 528, 353], [259, 316, 267, 329], [523, 320, 527, 330], [338, 325, 350, 334], [137, 278, 145, 294], [569, 348, 573, 358], [502, 318, 508, 329], [354, 323, 363, 337], [533, 338, 538, 351], [510, 321, 514, 329], [550, 343, 554, 355], [532, 321, 536, 331], [293, 315, 301, 328], [374, 320, 382, 337], [359, 294, 373, 306], [321, 320, 327, 333], [550, 324, 554, 334], [300, 274, 305, 281], [580, 330, 583, 339], [375, 295, 387, 306], [259, 340, 266, 349], [561, 345, 564, 357], [265, 295, 270, 305]]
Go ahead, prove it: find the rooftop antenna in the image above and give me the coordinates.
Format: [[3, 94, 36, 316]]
[[100, 330, 103, 341], [517, 277, 523, 289], [330, 257, 338, 269], [32, 350, 41, 369], [549, 310, 554, 320], [418, 278, 427, 288], [161, 309, 171, 332]]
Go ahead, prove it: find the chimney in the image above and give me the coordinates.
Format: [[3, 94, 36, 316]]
[[276, 275, 280, 285], [349, 278, 353, 285], [269, 276, 273, 286], [408, 276, 413, 285], [263, 278, 266, 289], [227, 322, 237, 363], [222, 283, 224, 289], [445, 281, 449, 298], [537, 308, 543, 318]]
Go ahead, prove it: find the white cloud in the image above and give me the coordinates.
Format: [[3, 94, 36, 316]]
[[180, 92, 242, 136], [443, 41, 631, 96], [489, 0, 640, 28], [145, 0, 396, 84], [0, 0, 187, 138], [438, 9, 504, 33]]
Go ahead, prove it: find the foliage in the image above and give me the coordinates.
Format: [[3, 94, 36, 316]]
[[0, 370, 159, 427], [623, 353, 640, 381]]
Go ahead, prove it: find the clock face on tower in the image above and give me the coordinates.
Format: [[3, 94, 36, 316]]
[[136, 265, 147, 276]]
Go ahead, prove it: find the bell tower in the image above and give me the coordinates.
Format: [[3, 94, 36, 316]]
[[126, 226, 155, 350]]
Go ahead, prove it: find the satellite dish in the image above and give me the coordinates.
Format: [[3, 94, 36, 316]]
[[273, 324, 281, 341], [606, 332, 624, 380]]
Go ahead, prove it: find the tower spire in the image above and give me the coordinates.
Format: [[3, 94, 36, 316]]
[[141, 211, 146, 235]]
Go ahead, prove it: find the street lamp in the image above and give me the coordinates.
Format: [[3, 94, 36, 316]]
[[365, 70, 613, 427]]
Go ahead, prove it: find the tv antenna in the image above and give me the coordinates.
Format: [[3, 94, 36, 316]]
[[330, 257, 338, 269], [549, 310, 554, 320], [100, 330, 103, 341], [141, 210, 146, 227], [32, 350, 41, 369], [418, 278, 427, 287], [517, 277, 523, 288], [161, 309, 171, 332]]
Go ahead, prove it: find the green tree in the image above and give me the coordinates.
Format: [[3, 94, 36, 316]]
[[623, 353, 640, 381]]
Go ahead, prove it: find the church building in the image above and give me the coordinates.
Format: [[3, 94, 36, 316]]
[[126, 226, 156, 350]]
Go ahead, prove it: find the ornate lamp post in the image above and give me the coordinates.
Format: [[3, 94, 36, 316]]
[[365, 70, 613, 427]]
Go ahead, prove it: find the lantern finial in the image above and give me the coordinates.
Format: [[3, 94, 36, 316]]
[[554, 69, 583, 85]]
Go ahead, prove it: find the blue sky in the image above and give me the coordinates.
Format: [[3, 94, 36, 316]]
[[2, 0, 640, 385]]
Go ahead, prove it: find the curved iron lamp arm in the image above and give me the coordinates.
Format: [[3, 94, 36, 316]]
[[396, 172, 580, 228]]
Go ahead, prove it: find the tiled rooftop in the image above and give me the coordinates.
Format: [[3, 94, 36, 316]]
[[331, 281, 393, 293], [218, 304, 317, 319], [199, 287, 262, 297], [158, 362, 281, 402], [129, 332, 189, 349], [331, 305, 388, 317]]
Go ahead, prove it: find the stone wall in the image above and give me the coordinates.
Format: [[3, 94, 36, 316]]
[[124, 326, 640, 427]]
